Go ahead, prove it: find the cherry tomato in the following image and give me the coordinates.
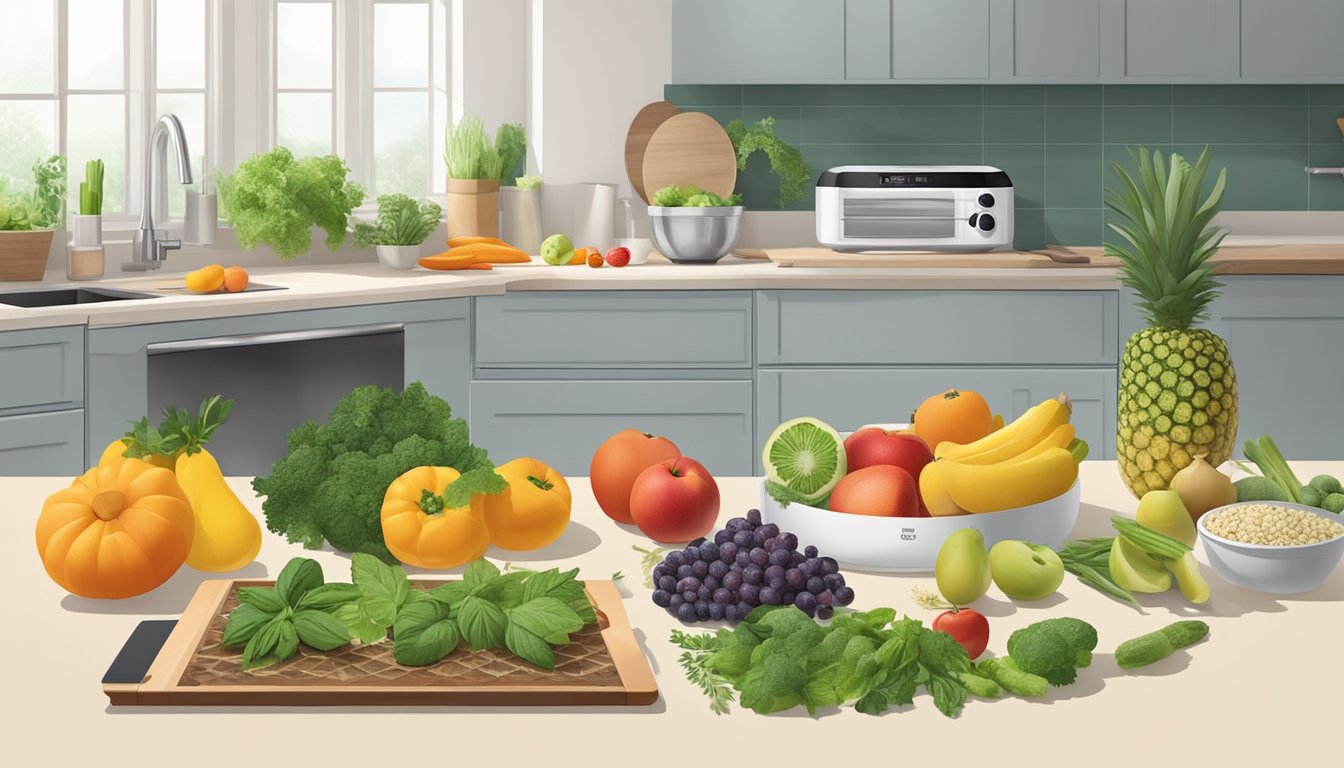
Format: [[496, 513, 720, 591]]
[[932, 608, 989, 660]]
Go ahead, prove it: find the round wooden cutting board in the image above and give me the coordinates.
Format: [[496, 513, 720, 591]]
[[624, 101, 682, 203], [640, 111, 738, 202]]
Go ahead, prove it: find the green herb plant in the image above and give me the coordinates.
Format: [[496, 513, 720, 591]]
[[217, 147, 365, 259], [0, 155, 67, 230], [351, 194, 442, 247], [650, 184, 741, 208], [444, 112, 527, 183], [515, 174, 542, 191], [725, 117, 811, 207], [333, 553, 422, 644], [79, 159, 104, 216], [252, 381, 506, 562], [219, 558, 359, 671]]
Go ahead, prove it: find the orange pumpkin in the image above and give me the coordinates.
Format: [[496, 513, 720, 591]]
[[36, 458, 195, 599], [381, 466, 490, 569]]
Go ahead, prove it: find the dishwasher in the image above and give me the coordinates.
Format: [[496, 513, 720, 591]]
[[147, 323, 404, 476]]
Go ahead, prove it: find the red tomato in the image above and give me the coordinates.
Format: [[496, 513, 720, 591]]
[[828, 464, 920, 517], [932, 608, 989, 660]]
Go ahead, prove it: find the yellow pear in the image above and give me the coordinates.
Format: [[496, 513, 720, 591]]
[[1135, 490, 1197, 547]]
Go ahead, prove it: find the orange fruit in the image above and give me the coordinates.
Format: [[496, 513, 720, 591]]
[[222, 265, 249, 293], [913, 389, 995, 453], [184, 264, 225, 292], [570, 246, 598, 265]]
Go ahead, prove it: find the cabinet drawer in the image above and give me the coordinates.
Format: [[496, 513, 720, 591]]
[[0, 409, 85, 476], [469, 380, 754, 476], [0, 325, 83, 413], [475, 292, 753, 368], [756, 367, 1117, 467], [757, 290, 1117, 365]]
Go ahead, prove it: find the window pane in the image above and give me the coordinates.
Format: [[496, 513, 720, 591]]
[[156, 93, 205, 216], [69, 0, 125, 90], [374, 92, 428, 196], [432, 88, 447, 194], [67, 95, 126, 214], [374, 2, 429, 88], [432, 0, 447, 90], [0, 0, 55, 93], [277, 2, 332, 90], [277, 92, 331, 157], [156, 0, 206, 90], [0, 100, 58, 189]]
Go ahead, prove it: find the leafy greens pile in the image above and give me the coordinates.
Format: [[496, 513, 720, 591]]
[[651, 184, 742, 208], [351, 193, 442, 247], [218, 147, 366, 260], [253, 382, 505, 562]]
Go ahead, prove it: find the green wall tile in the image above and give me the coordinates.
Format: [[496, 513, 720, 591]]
[[984, 106, 1044, 143], [1308, 85, 1344, 106], [849, 144, 985, 165], [663, 85, 742, 106], [1046, 144, 1103, 208], [1047, 106, 1103, 142], [1103, 85, 1171, 106], [743, 106, 802, 144], [984, 85, 1044, 105], [1307, 144, 1344, 210], [1104, 106, 1172, 144], [985, 144, 1045, 207], [1308, 106, 1344, 143], [1174, 85, 1308, 106], [1046, 85, 1103, 105], [1013, 208, 1046, 250], [1044, 209, 1104, 246], [1173, 143, 1308, 210], [743, 84, 981, 106], [1173, 105, 1308, 144], [695, 105, 746, 128], [800, 106, 982, 143]]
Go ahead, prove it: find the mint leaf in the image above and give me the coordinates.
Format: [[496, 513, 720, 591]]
[[236, 586, 286, 615], [463, 559, 501, 593], [475, 571, 528, 609], [275, 619, 300, 661], [351, 552, 409, 618], [458, 595, 507, 651], [220, 603, 275, 648], [295, 583, 360, 612], [392, 600, 461, 667], [274, 558, 324, 606], [504, 622, 555, 669], [521, 567, 584, 604], [428, 581, 470, 609], [854, 690, 889, 715], [242, 616, 285, 671], [439, 467, 507, 510], [334, 602, 388, 645], [508, 597, 582, 645], [292, 609, 351, 651]]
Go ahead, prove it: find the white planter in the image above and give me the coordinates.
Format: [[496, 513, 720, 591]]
[[376, 244, 421, 269], [185, 191, 218, 245], [71, 214, 101, 247], [500, 187, 542, 254]]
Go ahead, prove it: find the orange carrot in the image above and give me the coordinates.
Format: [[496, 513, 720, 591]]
[[419, 253, 482, 270], [447, 236, 511, 249], [444, 243, 530, 263]]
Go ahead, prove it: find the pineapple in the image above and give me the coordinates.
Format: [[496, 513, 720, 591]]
[[1105, 147, 1238, 497]]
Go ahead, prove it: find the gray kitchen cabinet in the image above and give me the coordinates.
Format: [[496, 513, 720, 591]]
[[1010, 0, 1102, 78], [890, 0, 990, 80], [756, 367, 1117, 470], [1240, 0, 1344, 79], [1120, 0, 1237, 79], [846, 0, 891, 79], [469, 379, 755, 477], [0, 409, 84, 476], [671, 0, 846, 83], [0, 325, 83, 416]]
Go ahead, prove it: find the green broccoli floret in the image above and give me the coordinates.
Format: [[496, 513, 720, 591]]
[[1308, 474, 1343, 496], [738, 654, 808, 714], [1005, 617, 1099, 687]]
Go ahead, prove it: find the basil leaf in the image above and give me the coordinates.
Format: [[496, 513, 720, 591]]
[[475, 571, 527, 609], [242, 617, 284, 671], [236, 586, 286, 615], [275, 619, 300, 661], [463, 559, 500, 593], [295, 583, 361, 612], [352, 552, 409, 612], [508, 597, 582, 646], [457, 595, 507, 651], [292, 609, 351, 651], [520, 567, 585, 605], [853, 690, 889, 716], [220, 603, 274, 649], [568, 596, 598, 625], [427, 581, 470, 609], [334, 602, 389, 645], [275, 558, 324, 606], [504, 623, 555, 670], [392, 600, 461, 667]]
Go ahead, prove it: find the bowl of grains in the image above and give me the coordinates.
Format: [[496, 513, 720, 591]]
[[1197, 501, 1344, 594]]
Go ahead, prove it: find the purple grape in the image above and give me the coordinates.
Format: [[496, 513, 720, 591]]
[[763, 537, 785, 553], [677, 576, 701, 593], [708, 560, 729, 579], [733, 530, 753, 548], [816, 604, 834, 620], [652, 564, 668, 581], [690, 537, 707, 547], [703, 575, 720, 591], [739, 584, 759, 604], [751, 531, 768, 548], [758, 523, 780, 539], [790, 551, 807, 566], [735, 552, 751, 568], [666, 551, 685, 567], [804, 545, 819, 558], [764, 565, 785, 585], [691, 560, 709, 579], [795, 591, 817, 616], [820, 557, 840, 575], [727, 516, 747, 531], [806, 576, 826, 595], [670, 594, 684, 609], [714, 529, 733, 545], [743, 565, 763, 585], [724, 604, 739, 622], [652, 589, 672, 607], [708, 603, 725, 621], [797, 560, 815, 577], [747, 509, 762, 526], [713, 588, 732, 605], [749, 547, 769, 567], [759, 586, 782, 605], [657, 575, 677, 592], [676, 603, 696, 622], [698, 541, 719, 562], [722, 570, 742, 591], [695, 602, 711, 621], [816, 590, 834, 606], [736, 601, 754, 618], [682, 590, 697, 602], [718, 541, 738, 563], [676, 564, 693, 579], [768, 548, 792, 567], [833, 586, 855, 606], [824, 573, 845, 592], [785, 568, 805, 589], [697, 586, 712, 603], [781, 533, 799, 552], [782, 591, 797, 606]]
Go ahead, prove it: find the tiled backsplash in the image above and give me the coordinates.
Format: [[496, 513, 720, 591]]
[[665, 84, 1344, 250]]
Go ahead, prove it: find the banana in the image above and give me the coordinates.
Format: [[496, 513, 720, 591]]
[[996, 423, 1075, 466], [934, 394, 1072, 464], [919, 461, 972, 517], [941, 446, 1079, 513]]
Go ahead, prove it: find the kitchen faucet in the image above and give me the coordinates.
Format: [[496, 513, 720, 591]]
[[126, 113, 193, 271]]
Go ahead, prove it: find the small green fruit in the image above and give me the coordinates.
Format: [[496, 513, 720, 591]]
[[988, 540, 1065, 600], [1109, 536, 1171, 593], [1300, 486, 1324, 508], [935, 528, 992, 606], [1323, 493, 1344, 514], [540, 233, 574, 265], [1136, 490, 1197, 547], [1308, 474, 1343, 496]]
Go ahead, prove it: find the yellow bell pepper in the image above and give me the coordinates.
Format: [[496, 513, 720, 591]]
[[482, 457, 572, 551], [176, 447, 262, 572], [381, 466, 490, 568]]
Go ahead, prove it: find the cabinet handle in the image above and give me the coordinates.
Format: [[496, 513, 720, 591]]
[[146, 323, 404, 353]]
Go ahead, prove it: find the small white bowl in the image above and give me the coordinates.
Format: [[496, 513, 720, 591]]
[[758, 478, 1080, 573], [615, 237, 653, 265], [1196, 501, 1344, 594]]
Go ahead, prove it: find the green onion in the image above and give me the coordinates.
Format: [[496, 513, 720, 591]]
[[1111, 516, 1190, 561], [1243, 435, 1302, 503]]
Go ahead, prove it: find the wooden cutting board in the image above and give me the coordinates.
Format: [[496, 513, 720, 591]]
[[1061, 244, 1344, 274], [641, 112, 738, 202], [102, 579, 657, 707], [624, 101, 682, 204], [758, 247, 1118, 268]]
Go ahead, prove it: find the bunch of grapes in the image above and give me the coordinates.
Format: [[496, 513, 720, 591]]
[[650, 509, 855, 623]]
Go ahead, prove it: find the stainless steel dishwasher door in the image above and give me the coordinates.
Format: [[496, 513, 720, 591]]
[[147, 324, 405, 476]]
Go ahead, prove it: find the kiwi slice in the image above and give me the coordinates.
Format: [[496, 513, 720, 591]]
[[762, 417, 847, 503]]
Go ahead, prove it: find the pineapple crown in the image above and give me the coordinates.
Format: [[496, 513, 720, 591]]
[[1103, 146, 1228, 330]]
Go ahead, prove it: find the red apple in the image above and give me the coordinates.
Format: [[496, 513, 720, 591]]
[[628, 457, 720, 543], [844, 428, 934, 516], [829, 465, 920, 517]]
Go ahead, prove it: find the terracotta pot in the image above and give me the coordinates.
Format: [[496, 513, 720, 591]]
[[0, 229, 56, 281], [445, 178, 500, 239]]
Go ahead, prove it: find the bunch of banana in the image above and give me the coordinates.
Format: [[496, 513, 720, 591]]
[[921, 394, 1086, 516]]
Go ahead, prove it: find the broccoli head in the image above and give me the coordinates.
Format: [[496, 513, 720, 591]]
[[1005, 617, 1099, 687]]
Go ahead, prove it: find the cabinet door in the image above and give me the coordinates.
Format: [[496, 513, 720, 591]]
[[756, 367, 1117, 471], [847, 0, 891, 79], [671, 0, 845, 83], [1122, 0, 1233, 79], [470, 380, 754, 476], [0, 409, 84, 476], [891, 0, 990, 80], [1012, 0, 1101, 78], [1241, 0, 1344, 78], [0, 325, 83, 415]]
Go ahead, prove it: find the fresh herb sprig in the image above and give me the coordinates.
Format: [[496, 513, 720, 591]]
[[219, 558, 358, 670]]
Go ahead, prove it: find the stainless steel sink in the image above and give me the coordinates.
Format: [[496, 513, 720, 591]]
[[0, 287, 161, 308]]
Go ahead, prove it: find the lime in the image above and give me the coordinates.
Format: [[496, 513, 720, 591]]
[[762, 417, 847, 504], [541, 233, 574, 266]]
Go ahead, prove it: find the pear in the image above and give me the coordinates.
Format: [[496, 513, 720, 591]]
[[935, 528, 992, 605], [1109, 536, 1172, 593], [1135, 490, 1197, 547]]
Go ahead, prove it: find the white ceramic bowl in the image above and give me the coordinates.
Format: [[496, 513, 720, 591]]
[[1196, 501, 1344, 594], [758, 478, 1080, 573], [615, 237, 653, 265]]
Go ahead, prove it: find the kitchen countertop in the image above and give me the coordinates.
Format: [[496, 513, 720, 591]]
[[4, 461, 1340, 766]]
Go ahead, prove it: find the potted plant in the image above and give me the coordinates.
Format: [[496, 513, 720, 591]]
[[218, 147, 365, 260], [72, 159, 103, 246], [0, 155, 67, 281], [351, 193, 443, 269], [501, 174, 542, 253], [443, 112, 525, 239]]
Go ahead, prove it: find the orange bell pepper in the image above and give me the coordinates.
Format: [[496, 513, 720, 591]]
[[481, 458, 572, 551], [380, 466, 490, 568]]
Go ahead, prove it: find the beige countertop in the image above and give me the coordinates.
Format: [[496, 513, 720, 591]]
[[4, 461, 1341, 766], [0, 256, 1127, 331]]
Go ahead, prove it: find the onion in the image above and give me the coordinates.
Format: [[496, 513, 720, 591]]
[[1169, 454, 1236, 521]]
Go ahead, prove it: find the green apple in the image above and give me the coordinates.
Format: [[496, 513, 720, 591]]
[[540, 233, 574, 266], [988, 539, 1065, 600], [935, 528, 992, 606], [1135, 490, 1197, 547], [1109, 536, 1171, 593]]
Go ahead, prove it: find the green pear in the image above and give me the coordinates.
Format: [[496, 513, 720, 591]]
[[1109, 536, 1172, 593], [989, 539, 1065, 600], [935, 528, 992, 605], [1135, 490, 1197, 547]]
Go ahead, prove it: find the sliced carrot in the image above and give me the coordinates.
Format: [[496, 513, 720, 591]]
[[447, 236, 511, 249], [445, 243, 530, 264], [419, 253, 479, 270]]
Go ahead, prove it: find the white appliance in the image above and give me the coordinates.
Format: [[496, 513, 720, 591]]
[[815, 165, 1014, 252]]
